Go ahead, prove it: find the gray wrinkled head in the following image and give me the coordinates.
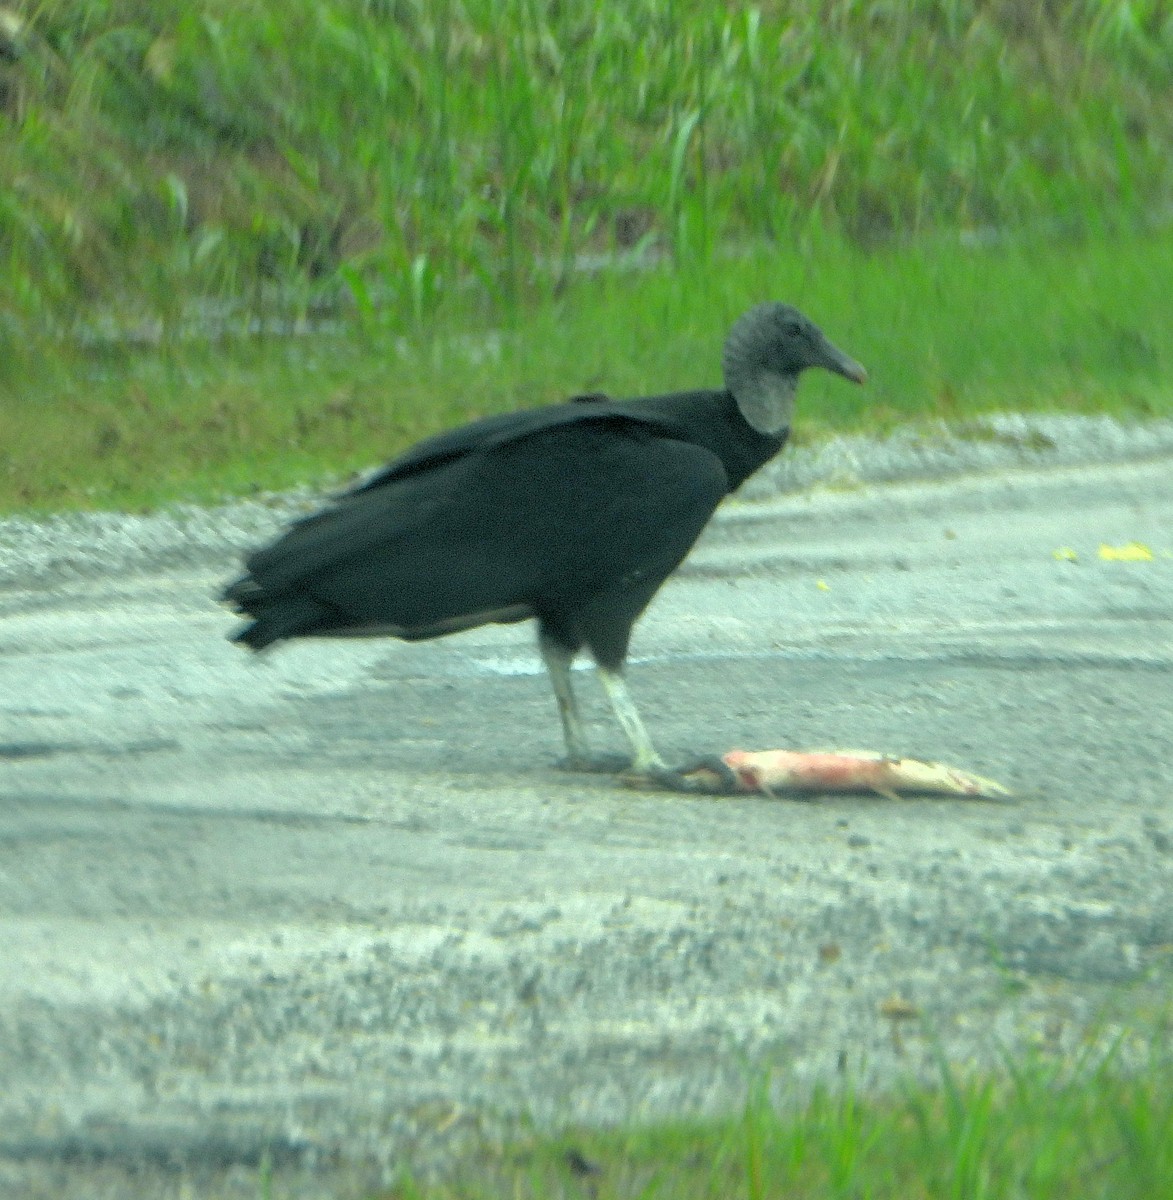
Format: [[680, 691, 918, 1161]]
[[722, 302, 867, 434]]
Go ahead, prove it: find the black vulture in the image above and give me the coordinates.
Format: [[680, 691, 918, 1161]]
[[222, 303, 866, 776]]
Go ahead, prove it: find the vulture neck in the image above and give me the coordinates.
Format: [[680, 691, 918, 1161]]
[[730, 370, 798, 436]]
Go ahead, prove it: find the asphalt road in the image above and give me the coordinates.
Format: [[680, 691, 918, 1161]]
[[1, 452, 1171, 1198]]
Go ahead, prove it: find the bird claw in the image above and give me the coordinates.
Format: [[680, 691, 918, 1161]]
[[558, 752, 639, 775], [620, 757, 740, 794], [559, 753, 714, 787]]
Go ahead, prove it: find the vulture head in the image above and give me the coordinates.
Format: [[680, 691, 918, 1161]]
[[722, 302, 867, 435]]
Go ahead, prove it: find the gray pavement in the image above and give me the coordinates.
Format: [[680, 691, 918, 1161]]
[[1, 449, 1171, 1197]]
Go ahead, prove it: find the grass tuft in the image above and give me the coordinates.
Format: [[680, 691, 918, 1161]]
[[372, 1046, 1173, 1198]]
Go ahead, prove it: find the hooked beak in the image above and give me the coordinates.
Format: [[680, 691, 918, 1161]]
[[820, 337, 868, 385]]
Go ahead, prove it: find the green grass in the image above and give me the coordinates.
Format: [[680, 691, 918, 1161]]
[[1, 0, 1171, 341], [2, 1, 1170, 512], [375, 1048, 1173, 1200], [1, 223, 1169, 512]]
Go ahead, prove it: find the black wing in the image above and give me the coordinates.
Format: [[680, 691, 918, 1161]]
[[230, 416, 729, 641], [346, 398, 661, 496]]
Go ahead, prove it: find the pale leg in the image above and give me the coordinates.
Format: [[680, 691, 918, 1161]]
[[597, 667, 668, 774], [538, 633, 591, 765]]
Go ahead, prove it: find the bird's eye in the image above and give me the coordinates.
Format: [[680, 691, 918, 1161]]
[[784, 320, 803, 338]]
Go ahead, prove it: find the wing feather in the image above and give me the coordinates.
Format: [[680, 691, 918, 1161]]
[[237, 416, 730, 637]]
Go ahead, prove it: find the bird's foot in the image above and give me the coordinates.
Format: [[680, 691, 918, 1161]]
[[559, 752, 745, 794], [620, 756, 741, 795], [557, 751, 639, 775]]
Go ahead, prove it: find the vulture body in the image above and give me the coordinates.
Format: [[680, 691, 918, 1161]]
[[223, 303, 866, 774]]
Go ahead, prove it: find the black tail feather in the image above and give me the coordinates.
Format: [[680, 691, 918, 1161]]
[[224, 581, 330, 651], [221, 576, 263, 607]]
